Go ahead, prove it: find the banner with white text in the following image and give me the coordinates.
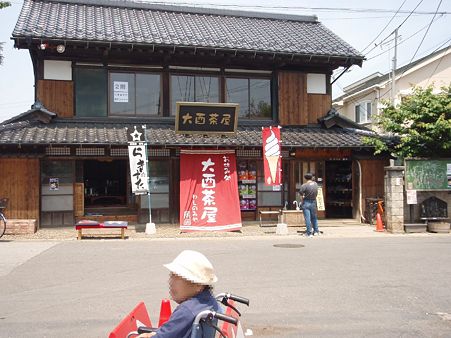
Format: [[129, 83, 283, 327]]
[[180, 150, 242, 232]]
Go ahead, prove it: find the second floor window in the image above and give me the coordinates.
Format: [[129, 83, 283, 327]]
[[355, 101, 372, 124], [226, 78, 271, 119], [110, 72, 161, 116], [171, 75, 219, 115]]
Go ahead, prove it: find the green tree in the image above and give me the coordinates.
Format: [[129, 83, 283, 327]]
[[364, 85, 451, 158], [0, 1, 11, 65], [0, 1, 11, 9]]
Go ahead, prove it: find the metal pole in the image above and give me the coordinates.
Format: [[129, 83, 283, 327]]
[[142, 125, 156, 233], [391, 28, 398, 105]]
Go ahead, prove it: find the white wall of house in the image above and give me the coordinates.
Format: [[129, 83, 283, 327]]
[[335, 49, 451, 127]]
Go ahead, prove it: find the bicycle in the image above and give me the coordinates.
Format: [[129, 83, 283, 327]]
[[0, 198, 8, 239]]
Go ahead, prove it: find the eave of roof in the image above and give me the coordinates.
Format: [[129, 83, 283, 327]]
[[0, 119, 373, 149]]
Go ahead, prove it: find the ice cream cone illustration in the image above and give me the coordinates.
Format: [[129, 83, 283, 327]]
[[264, 129, 280, 184], [266, 155, 279, 183]]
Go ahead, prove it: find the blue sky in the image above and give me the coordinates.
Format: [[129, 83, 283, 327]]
[[0, 0, 450, 122]]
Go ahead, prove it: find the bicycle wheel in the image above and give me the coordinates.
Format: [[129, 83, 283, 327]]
[[0, 214, 6, 238]]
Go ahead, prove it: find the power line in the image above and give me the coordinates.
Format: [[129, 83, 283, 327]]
[[365, 15, 445, 61], [363, 0, 425, 57], [426, 40, 451, 86], [147, 2, 451, 15], [397, 0, 443, 81], [360, 0, 407, 54]]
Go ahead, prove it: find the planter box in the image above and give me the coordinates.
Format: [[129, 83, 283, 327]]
[[427, 221, 450, 233], [404, 223, 427, 233]]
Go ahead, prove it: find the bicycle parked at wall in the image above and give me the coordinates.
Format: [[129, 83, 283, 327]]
[[0, 198, 8, 238]]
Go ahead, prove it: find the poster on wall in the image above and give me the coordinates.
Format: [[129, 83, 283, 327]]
[[179, 150, 242, 232], [49, 178, 59, 191], [316, 186, 325, 211], [262, 126, 282, 186], [113, 81, 129, 103]]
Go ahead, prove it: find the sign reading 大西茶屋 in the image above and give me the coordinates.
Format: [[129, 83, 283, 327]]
[[175, 102, 239, 135]]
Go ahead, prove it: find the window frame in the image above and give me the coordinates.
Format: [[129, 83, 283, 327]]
[[108, 70, 163, 117], [225, 75, 272, 120], [355, 100, 372, 124], [169, 73, 221, 115]]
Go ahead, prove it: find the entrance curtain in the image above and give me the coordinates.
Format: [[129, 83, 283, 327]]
[[180, 150, 242, 232]]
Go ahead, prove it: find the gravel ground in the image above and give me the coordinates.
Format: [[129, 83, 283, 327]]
[[2, 220, 445, 241]]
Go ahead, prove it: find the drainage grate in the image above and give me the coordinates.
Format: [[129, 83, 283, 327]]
[[273, 244, 305, 248]]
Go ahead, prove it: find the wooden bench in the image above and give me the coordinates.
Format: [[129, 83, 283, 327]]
[[75, 220, 128, 240], [259, 210, 280, 227]]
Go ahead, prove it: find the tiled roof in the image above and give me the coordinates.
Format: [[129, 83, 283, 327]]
[[13, 0, 363, 62], [0, 119, 371, 148]]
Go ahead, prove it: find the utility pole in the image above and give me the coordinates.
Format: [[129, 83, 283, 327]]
[[391, 28, 398, 105]]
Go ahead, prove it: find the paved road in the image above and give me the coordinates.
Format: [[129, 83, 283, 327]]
[[0, 235, 450, 337]]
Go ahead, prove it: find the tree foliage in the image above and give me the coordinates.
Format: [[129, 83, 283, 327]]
[[364, 85, 451, 158], [0, 2, 11, 9]]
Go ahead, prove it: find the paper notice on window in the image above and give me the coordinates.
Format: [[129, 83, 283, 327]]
[[114, 81, 129, 102], [406, 190, 417, 205], [316, 186, 325, 211]]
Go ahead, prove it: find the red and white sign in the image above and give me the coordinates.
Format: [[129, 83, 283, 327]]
[[262, 126, 282, 186], [180, 150, 242, 232]]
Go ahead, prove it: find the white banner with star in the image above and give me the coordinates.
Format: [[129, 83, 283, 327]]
[[126, 125, 149, 194]]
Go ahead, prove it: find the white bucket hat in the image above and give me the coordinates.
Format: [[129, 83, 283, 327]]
[[164, 250, 218, 286]]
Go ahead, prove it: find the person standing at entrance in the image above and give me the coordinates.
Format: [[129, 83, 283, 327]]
[[299, 173, 320, 237]]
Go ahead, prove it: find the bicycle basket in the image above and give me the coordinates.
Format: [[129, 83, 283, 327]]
[[0, 198, 8, 209]]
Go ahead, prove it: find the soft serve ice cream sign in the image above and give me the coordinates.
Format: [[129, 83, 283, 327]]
[[262, 126, 282, 186]]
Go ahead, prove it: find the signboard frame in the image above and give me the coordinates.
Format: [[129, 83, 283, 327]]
[[175, 102, 239, 135]]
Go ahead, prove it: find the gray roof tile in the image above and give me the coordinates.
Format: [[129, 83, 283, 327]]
[[13, 0, 363, 60], [0, 119, 370, 148]]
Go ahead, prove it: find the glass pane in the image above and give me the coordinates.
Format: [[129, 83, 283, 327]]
[[257, 192, 282, 206], [136, 73, 161, 116], [75, 68, 107, 117], [171, 75, 195, 115], [366, 102, 372, 119], [41, 195, 73, 211], [41, 160, 74, 184], [195, 76, 219, 102], [226, 78, 249, 118], [110, 73, 135, 116], [249, 79, 271, 118]]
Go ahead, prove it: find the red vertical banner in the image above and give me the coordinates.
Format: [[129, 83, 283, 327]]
[[262, 126, 282, 186], [179, 150, 242, 232]]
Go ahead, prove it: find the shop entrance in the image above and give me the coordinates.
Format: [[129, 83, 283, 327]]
[[83, 160, 127, 207], [325, 161, 353, 218]]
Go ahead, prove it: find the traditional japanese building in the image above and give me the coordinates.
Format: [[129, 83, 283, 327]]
[[0, 0, 388, 233]]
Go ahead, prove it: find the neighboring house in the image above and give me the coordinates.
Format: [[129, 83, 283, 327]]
[[333, 46, 451, 127], [0, 0, 388, 233]]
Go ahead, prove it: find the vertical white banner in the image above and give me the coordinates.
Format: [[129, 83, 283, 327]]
[[128, 145, 149, 194]]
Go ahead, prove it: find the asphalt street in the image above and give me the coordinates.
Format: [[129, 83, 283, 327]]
[[0, 235, 450, 337]]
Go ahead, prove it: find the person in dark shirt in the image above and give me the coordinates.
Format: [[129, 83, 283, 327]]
[[138, 250, 219, 338], [299, 173, 320, 237]]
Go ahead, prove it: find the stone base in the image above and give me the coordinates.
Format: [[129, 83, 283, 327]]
[[427, 221, 450, 233], [280, 210, 305, 227], [276, 223, 288, 235], [404, 223, 427, 233], [5, 219, 37, 235]]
